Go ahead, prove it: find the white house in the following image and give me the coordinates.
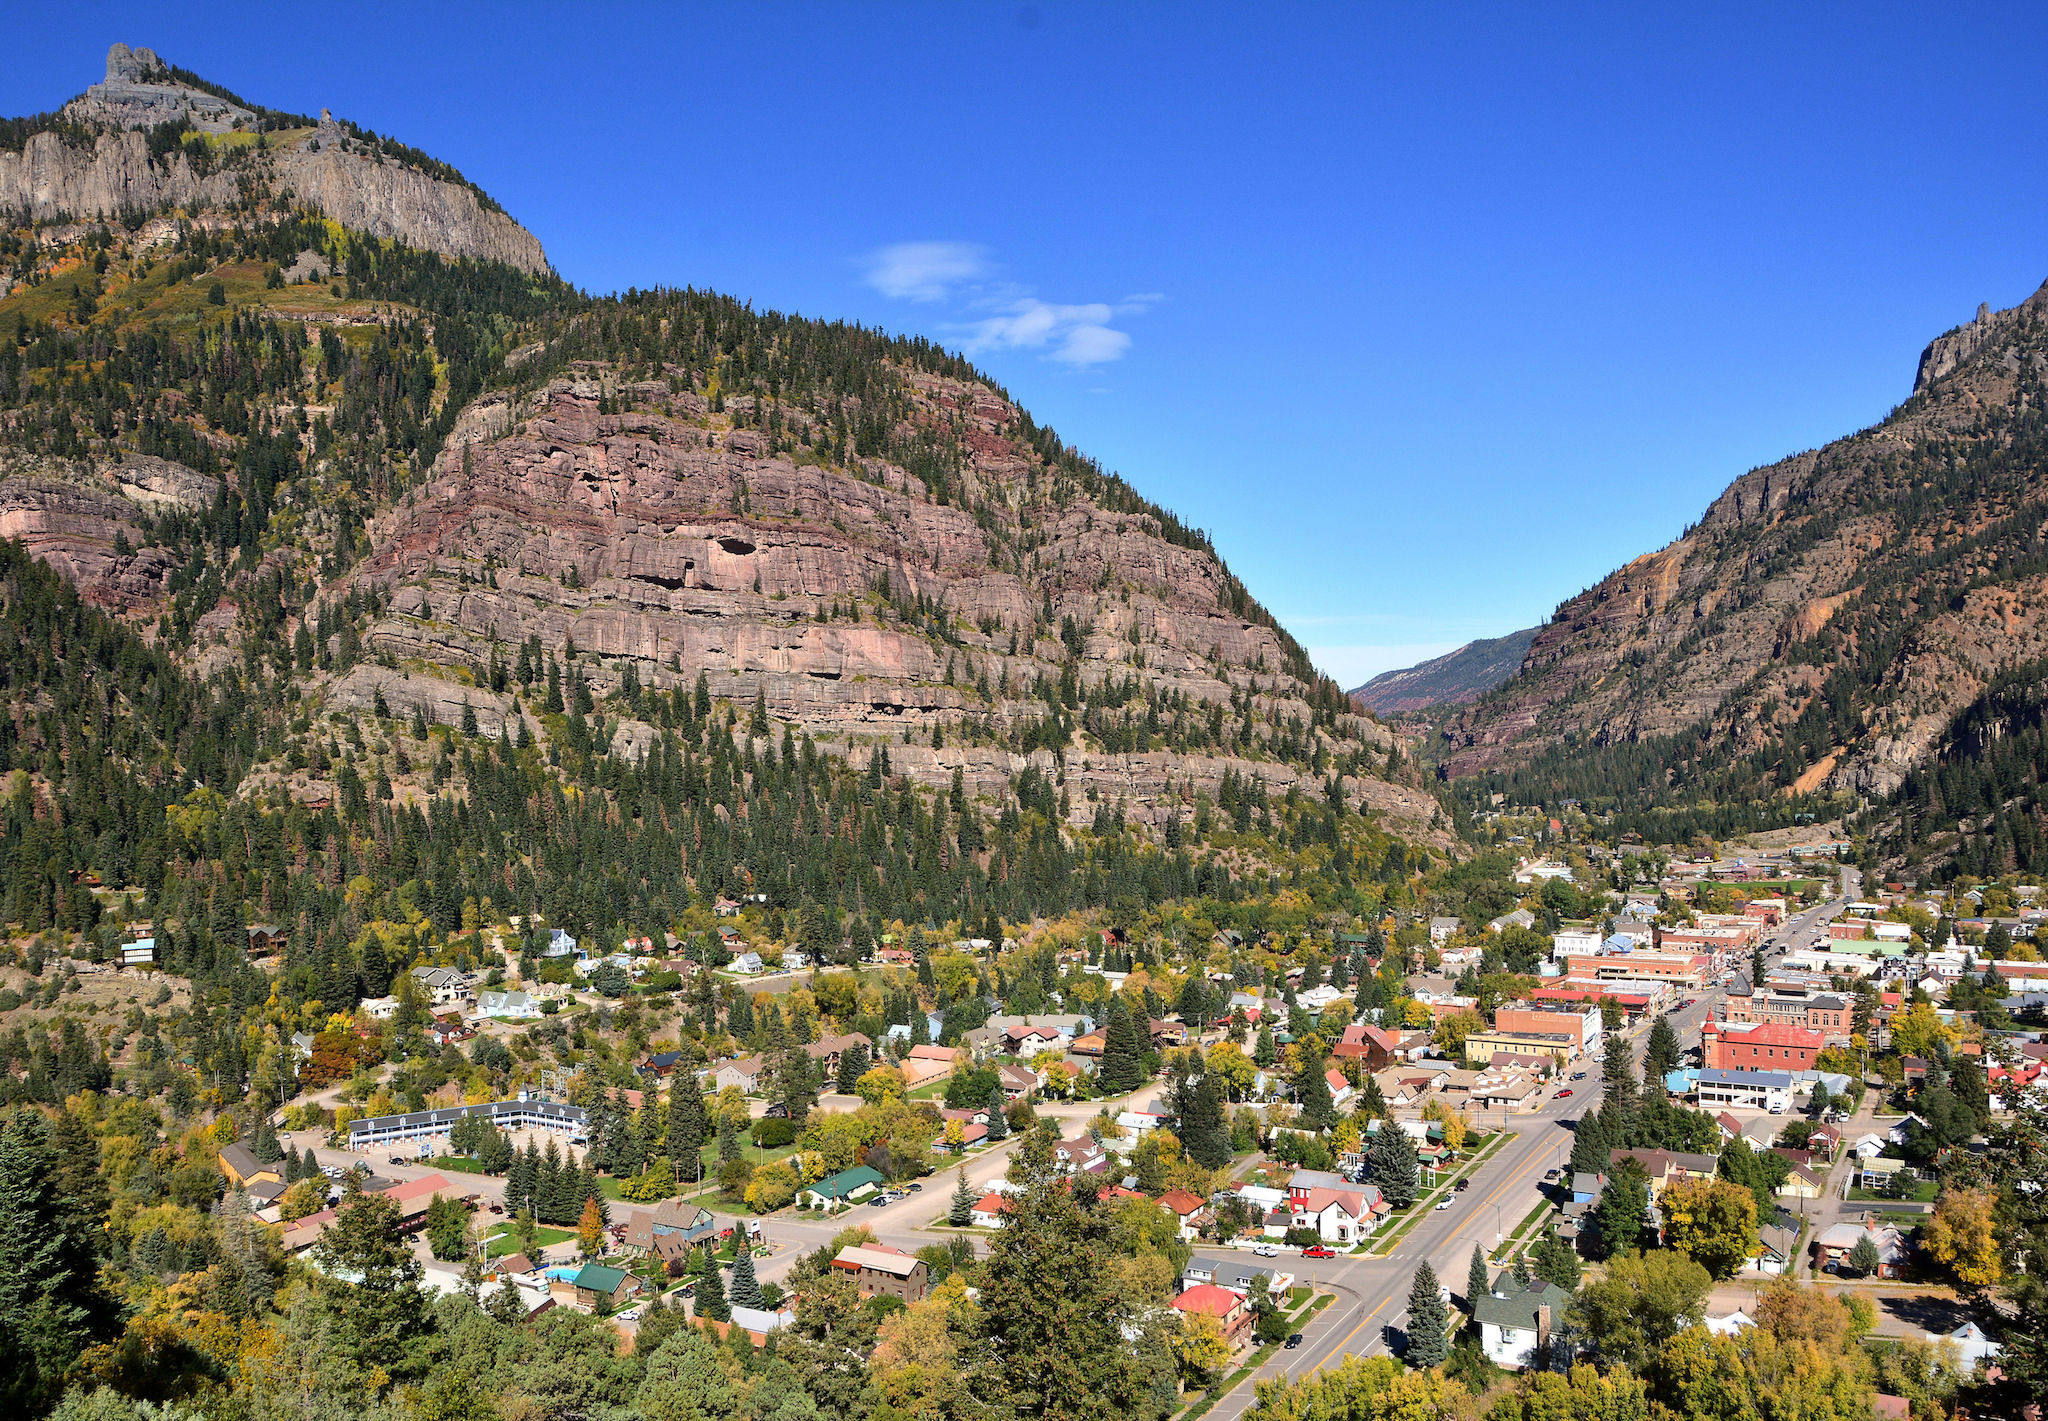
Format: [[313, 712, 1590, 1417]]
[[1290, 1185, 1382, 1244], [362, 996, 402, 1020], [411, 966, 469, 1005], [544, 928, 579, 958], [1473, 1278, 1571, 1369], [1851, 1133, 1888, 1160], [476, 989, 541, 1020], [729, 952, 764, 975], [1935, 1321, 2001, 1368], [1693, 1068, 1793, 1113], [1705, 1310, 1755, 1337]]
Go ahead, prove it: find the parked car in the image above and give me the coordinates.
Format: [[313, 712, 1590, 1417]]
[[488, 1203, 504, 1215], [1571, 1072, 1586, 1081], [388, 1156, 408, 1166], [1284, 1333, 1303, 1349], [1254, 1244, 1280, 1257], [906, 1182, 923, 1192], [617, 1309, 640, 1323], [1433, 1199, 1454, 1211], [1454, 1178, 1471, 1191], [1301, 1245, 1336, 1258], [1555, 1089, 1573, 1099], [1542, 1168, 1560, 1182], [867, 1197, 889, 1208]]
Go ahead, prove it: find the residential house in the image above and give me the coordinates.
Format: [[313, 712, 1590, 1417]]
[[716, 1056, 768, 1094], [544, 928, 579, 958], [729, 952, 764, 975], [1774, 1159, 1825, 1200], [569, 1263, 642, 1312], [217, 1141, 282, 1190], [245, 923, 288, 957], [1331, 1022, 1400, 1072], [805, 1033, 873, 1074], [1324, 1067, 1355, 1108], [996, 1063, 1042, 1099], [1488, 909, 1537, 933], [1292, 1185, 1383, 1244], [1608, 1149, 1718, 1198], [969, 1191, 1011, 1228], [621, 1201, 719, 1266], [1183, 1256, 1294, 1296], [799, 1165, 887, 1209], [120, 937, 157, 967], [1569, 1173, 1604, 1205], [1814, 1219, 1908, 1278], [638, 1051, 687, 1079], [729, 1305, 798, 1342], [1428, 917, 1462, 943], [831, 1244, 932, 1303], [1474, 1277, 1570, 1370], [1156, 1188, 1211, 1240], [1052, 1134, 1105, 1174], [476, 989, 541, 1020], [1172, 1284, 1252, 1347], [411, 970, 468, 1011], [362, 996, 402, 1020], [1746, 1214, 1801, 1275]]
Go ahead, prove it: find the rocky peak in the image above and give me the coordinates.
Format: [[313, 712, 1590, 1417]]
[[65, 43, 256, 132], [1914, 280, 2048, 393]]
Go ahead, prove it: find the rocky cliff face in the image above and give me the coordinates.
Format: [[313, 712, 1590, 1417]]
[[312, 363, 1451, 847], [0, 449, 218, 612], [0, 45, 548, 273], [1442, 275, 2048, 806]]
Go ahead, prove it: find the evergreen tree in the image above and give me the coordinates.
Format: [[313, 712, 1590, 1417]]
[[1183, 1072, 1232, 1169], [951, 1167, 976, 1226], [693, 1244, 729, 1320], [1357, 1073, 1389, 1122], [728, 1244, 764, 1310], [0, 1109, 117, 1414], [985, 1084, 1010, 1141], [1532, 1234, 1581, 1291], [1599, 1048, 1640, 1148], [1511, 1249, 1532, 1289], [1254, 1024, 1278, 1068], [667, 1074, 707, 1182], [1405, 1263, 1447, 1368], [1100, 1000, 1145, 1094], [1467, 1243, 1491, 1306], [1294, 1053, 1336, 1132], [1644, 1015, 1682, 1082], [1570, 1111, 1610, 1177], [1369, 1122, 1420, 1208], [1591, 1160, 1651, 1260], [836, 1041, 871, 1096]]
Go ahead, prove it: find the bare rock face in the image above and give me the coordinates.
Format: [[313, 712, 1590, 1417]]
[[0, 45, 548, 275], [1442, 274, 2048, 799], [316, 366, 1451, 848], [0, 449, 217, 613]]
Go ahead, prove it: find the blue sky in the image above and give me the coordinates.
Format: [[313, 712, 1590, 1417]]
[[15, 5, 2048, 686]]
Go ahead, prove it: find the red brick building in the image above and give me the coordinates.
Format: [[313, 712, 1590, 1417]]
[[1702, 1020, 1823, 1072]]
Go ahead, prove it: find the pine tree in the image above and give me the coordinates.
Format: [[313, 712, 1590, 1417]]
[[1254, 1024, 1278, 1068], [1294, 1053, 1336, 1132], [1369, 1122, 1420, 1208], [1405, 1263, 1447, 1369], [836, 1041, 871, 1096], [1511, 1249, 1532, 1289], [951, 1167, 976, 1226], [1357, 1073, 1389, 1122], [1532, 1234, 1581, 1290], [1591, 1162, 1650, 1260], [1644, 1015, 1682, 1082], [985, 1084, 1010, 1141], [1467, 1243, 1490, 1306], [1183, 1072, 1232, 1169], [1599, 1048, 1640, 1148], [694, 1244, 729, 1320], [728, 1244, 764, 1310], [667, 1074, 706, 1182], [1570, 1110, 1610, 1177]]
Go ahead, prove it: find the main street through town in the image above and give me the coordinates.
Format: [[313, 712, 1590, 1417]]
[[292, 866, 1859, 1406]]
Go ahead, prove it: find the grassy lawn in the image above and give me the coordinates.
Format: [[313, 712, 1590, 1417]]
[[484, 1225, 573, 1258], [1848, 1179, 1938, 1203], [429, 1156, 489, 1175], [1490, 1198, 1555, 1262]]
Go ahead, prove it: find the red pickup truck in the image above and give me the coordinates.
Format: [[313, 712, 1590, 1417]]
[[1301, 1245, 1337, 1258]]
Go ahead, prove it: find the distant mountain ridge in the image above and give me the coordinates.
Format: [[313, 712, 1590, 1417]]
[[1349, 629, 1538, 715], [1437, 272, 2048, 857]]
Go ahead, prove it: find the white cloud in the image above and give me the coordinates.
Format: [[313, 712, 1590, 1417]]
[[864, 241, 1149, 365], [959, 299, 1132, 366], [1308, 643, 1465, 690], [862, 241, 990, 302]]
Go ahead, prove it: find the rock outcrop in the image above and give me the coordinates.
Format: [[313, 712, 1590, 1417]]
[[0, 449, 218, 613], [1350, 628, 1539, 717], [0, 45, 548, 274], [313, 366, 1451, 848]]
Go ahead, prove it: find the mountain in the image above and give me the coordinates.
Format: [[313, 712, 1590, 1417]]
[[0, 41, 1456, 961], [0, 44, 546, 273], [1439, 274, 2048, 850], [1349, 628, 1537, 716]]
